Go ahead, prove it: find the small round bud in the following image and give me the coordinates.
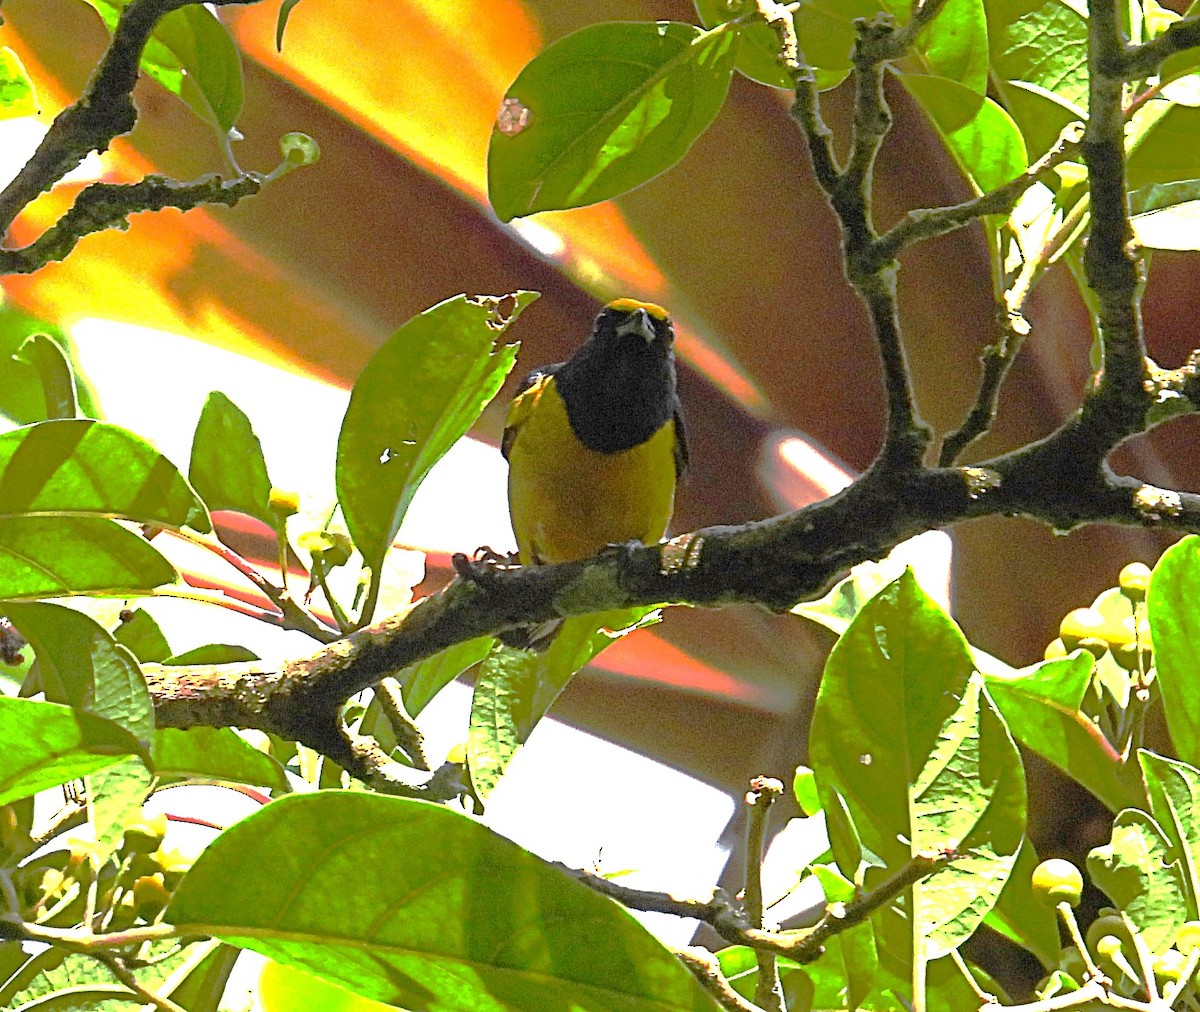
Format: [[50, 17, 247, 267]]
[[1177, 920, 1200, 953], [1031, 858, 1084, 907], [268, 487, 301, 518], [1155, 948, 1188, 984], [1044, 638, 1068, 661], [121, 813, 168, 854], [1060, 608, 1109, 658], [1119, 562, 1152, 603], [279, 132, 320, 167], [1087, 913, 1134, 958], [132, 871, 170, 917]]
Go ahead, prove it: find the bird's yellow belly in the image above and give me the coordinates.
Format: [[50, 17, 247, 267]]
[[506, 386, 677, 565]]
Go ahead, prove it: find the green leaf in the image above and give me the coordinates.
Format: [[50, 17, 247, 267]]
[[1128, 98, 1200, 192], [488, 22, 738, 221], [793, 555, 909, 636], [467, 608, 658, 799], [919, 0, 989, 96], [82, 0, 244, 132], [3, 602, 154, 744], [985, 837, 1062, 968], [0, 696, 141, 805], [0, 419, 210, 532], [0, 516, 175, 599], [914, 675, 1026, 958], [168, 792, 721, 1011], [113, 607, 172, 663], [1161, 0, 1200, 81], [163, 942, 239, 1012], [0, 46, 37, 119], [13, 334, 77, 420], [1128, 103, 1200, 191], [985, 654, 1146, 811], [1149, 536, 1200, 765], [1000, 80, 1085, 163], [336, 293, 533, 597], [900, 74, 1028, 194], [809, 573, 1024, 981], [164, 643, 260, 665], [275, 0, 305, 50], [154, 727, 289, 792], [400, 636, 493, 718], [1139, 750, 1200, 918], [188, 392, 277, 530], [0, 307, 100, 425], [4, 940, 215, 1009], [987, 0, 1088, 111], [1133, 196, 1200, 250], [1088, 809, 1188, 955], [87, 754, 153, 856], [693, 0, 867, 91]]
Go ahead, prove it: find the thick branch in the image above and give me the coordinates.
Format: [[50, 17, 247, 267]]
[[143, 354, 1200, 749], [1083, 0, 1151, 420], [0, 0, 263, 239], [0, 174, 263, 275]]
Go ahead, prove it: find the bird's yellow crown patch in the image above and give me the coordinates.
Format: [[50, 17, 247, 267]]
[[606, 298, 669, 321]]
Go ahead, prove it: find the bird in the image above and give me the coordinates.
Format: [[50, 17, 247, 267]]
[[498, 298, 688, 649]]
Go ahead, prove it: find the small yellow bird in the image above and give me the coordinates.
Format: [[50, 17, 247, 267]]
[[500, 298, 688, 648]]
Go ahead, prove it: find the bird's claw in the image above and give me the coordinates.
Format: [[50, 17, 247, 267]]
[[598, 540, 643, 564], [452, 546, 519, 587]]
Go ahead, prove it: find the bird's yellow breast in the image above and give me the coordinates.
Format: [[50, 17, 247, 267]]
[[505, 375, 678, 565]]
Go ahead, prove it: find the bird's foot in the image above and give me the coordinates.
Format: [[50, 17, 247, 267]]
[[598, 540, 643, 565], [452, 546, 519, 587]]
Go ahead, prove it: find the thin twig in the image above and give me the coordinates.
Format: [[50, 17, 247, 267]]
[[567, 849, 953, 962], [371, 679, 430, 771], [166, 527, 338, 642], [0, 174, 263, 275], [675, 947, 768, 1012], [95, 951, 188, 1012], [0, 0, 263, 238], [743, 778, 785, 1012], [877, 123, 1084, 262]]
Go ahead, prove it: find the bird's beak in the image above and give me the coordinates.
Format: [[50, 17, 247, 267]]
[[616, 308, 656, 343]]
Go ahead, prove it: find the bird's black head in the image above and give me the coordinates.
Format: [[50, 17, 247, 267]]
[[555, 299, 679, 454], [592, 298, 675, 350]]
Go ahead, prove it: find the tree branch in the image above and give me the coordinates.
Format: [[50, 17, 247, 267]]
[[564, 849, 952, 962], [0, 174, 264, 274], [1083, 0, 1151, 425], [676, 947, 768, 1012], [744, 778, 785, 1012], [141, 350, 1200, 749], [1123, 15, 1200, 79], [0, 0, 264, 240], [876, 122, 1084, 263]]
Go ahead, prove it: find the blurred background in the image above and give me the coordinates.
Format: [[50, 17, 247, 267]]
[[3, 0, 1198, 976]]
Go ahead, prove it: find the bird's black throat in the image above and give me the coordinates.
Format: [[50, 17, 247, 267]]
[[554, 331, 677, 454]]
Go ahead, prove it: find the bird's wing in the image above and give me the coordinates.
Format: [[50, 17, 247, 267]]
[[501, 366, 558, 461], [672, 400, 689, 480]]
